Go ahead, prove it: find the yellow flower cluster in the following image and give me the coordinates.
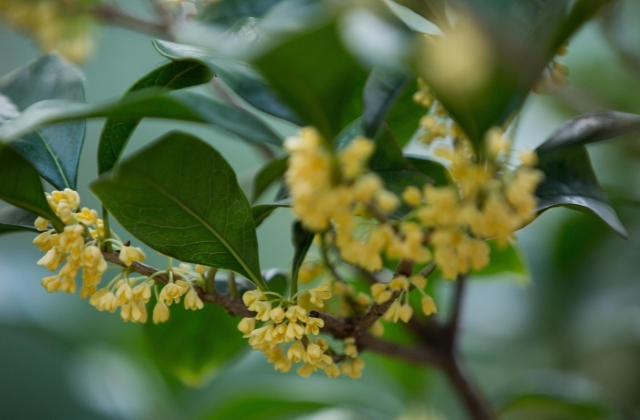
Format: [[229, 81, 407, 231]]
[[33, 189, 205, 324], [239, 286, 362, 378], [0, 0, 95, 62], [371, 275, 437, 322]]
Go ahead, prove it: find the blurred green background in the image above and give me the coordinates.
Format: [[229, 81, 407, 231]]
[[1, 1, 640, 419]]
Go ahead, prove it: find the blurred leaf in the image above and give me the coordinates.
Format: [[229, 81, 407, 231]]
[[263, 268, 288, 296], [0, 54, 86, 190], [368, 321, 427, 397], [554, 212, 610, 275], [98, 60, 214, 174], [0, 90, 282, 148], [472, 239, 529, 283], [405, 155, 449, 186], [252, 155, 288, 202], [291, 220, 314, 289], [199, 0, 282, 27], [91, 132, 266, 290], [252, 201, 290, 227], [0, 94, 18, 123], [0, 144, 63, 232], [144, 297, 246, 386], [385, 77, 424, 147], [201, 396, 326, 420], [501, 393, 607, 420], [254, 23, 367, 142], [362, 68, 413, 138], [0, 206, 38, 235], [154, 40, 302, 124], [391, 0, 448, 28]]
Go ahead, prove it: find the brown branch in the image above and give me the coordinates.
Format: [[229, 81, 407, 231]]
[[441, 356, 495, 420], [447, 273, 468, 350]]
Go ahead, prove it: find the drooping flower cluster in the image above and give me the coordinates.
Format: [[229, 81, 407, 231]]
[[371, 274, 437, 323], [0, 0, 95, 62], [238, 285, 364, 378], [33, 189, 205, 324]]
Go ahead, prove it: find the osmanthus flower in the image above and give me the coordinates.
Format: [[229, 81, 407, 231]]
[[32, 189, 207, 325]]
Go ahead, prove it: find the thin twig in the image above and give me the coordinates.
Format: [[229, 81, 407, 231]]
[[447, 273, 467, 350]]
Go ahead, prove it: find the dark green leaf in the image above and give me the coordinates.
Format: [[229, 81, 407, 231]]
[[254, 23, 368, 142], [153, 40, 301, 124], [199, 0, 282, 27], [252, 155, 288, 202], [252, 201, 290, 228], [0, 90, 282, 148], [98, 60, 213, 174], [536, 146, 626, 238], [383, 78, 424, 147], [405, 155, 449, 186], [91, 132, 266, 289], [291, 220, 314, 288], [362, 68, 412, 138], [369, 127, 432, 215], [201, 396, 326, 420], [0, 144, 63, 232], [0, 205, 38, 235], [501, 394, 607, 420], [537, 111, 640, 154], [0, 54, 85, 190], [535, 113, 634, 238], [144, 297, 246, 385]]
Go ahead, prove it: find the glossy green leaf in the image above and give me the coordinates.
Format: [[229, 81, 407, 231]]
[[251, 155, 288, 202], [0, 206, 38, 235], [472, 239, 529, 283], [0, 144, 63, 232], [144, 297, 246, 386], [536, 111, 640, 154], [384, 78, 424, 147], [153, 40, 301, 124], [91, 132, 266, 289], [291, 220, 314, 290], [199, 0, 282, 27], [201, 396, 326, 420], [254, 23, 368, 142], [252, 201, 290, 228], [98, 60, 213, 174], [263, 268, 288, 296], [534, 112, 636, 238], [405, 155, 449, 186], [362, 68, 413, 138], [0, 90, 282, 148], [0, 54, 85, 190]]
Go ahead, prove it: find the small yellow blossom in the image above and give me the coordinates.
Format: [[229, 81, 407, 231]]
[[153, 301, 170, 324], [118, 246, 146, 266]]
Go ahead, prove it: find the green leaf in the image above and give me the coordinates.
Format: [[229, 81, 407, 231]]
[[98, 60, 213, 175], [384, 78, 424, 147], [199, 0, 283, 27], [0, 205, 38, 235], [0, 54, 86, 190], [368, 127, 432, 215], [501, 394, 608, 420], [0, 90, 283, 148], [362, 68, 413, 138], [291, 220, 314, 290], [534, 112, 636, 238], [536, 111, 640, 154], [153, 40, 302, 124], [251, 155, 288, 202], [254, 23, 368, 142], [144, 297, 246, 386], [405, 155, 450, 186], [252, 201, 290, 228], [201, 396, 326, 420], [472, 239, 529, 284], [0, 144, 64, 232], [91, 132, 266, 289], [263, 268, 288, 296]]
